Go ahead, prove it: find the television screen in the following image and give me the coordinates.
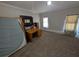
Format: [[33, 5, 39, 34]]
[[25, 19, 30, 23], [24, 19, 33, 27], [20, 15, 33, 27]]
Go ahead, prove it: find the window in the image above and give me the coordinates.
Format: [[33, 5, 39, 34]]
[[76, 18, 79, 35], [65, 15, 77, 31], [43, 17, 48, 28]]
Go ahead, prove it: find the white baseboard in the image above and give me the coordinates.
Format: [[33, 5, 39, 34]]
[[42, 29, 64, 34]]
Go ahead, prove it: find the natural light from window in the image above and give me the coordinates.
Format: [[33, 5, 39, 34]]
[[43, 17, 48, 28]]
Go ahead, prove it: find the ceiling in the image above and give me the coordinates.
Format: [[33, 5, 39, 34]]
[[1, 1, 79, 14]]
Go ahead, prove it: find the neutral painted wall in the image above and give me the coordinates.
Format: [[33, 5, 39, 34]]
[[39, 6, 79, 33], [0, 2, 40, 26], [32, 14, 40, 28]]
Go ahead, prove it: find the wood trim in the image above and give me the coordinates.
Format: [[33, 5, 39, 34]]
[[18, 17, 25, 31], [18, 16, 27, 42]]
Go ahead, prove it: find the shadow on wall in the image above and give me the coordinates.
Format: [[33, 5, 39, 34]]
[[0, 17, 25, 56]]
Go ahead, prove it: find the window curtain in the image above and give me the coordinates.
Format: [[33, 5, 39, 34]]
[[65, 15, 78, 31]]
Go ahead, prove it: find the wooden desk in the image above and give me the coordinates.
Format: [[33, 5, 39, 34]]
[[25, 28, 41, 42]]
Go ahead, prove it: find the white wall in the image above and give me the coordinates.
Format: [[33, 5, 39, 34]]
[[32, 14, 40, 28], [39, 6, 79, 33], [0, 2, 40, 25], [0, 3, 31, 17]]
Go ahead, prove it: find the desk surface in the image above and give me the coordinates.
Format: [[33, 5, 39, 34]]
[[26, 28, 39, 34]]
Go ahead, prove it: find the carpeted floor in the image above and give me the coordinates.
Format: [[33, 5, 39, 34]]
[[10, 31, 79, 57]]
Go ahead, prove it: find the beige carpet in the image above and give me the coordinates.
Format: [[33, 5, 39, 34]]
[[10, 31, 79, 57]]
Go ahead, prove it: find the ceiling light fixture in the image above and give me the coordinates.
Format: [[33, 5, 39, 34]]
[[47, 1, 52, 5]]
